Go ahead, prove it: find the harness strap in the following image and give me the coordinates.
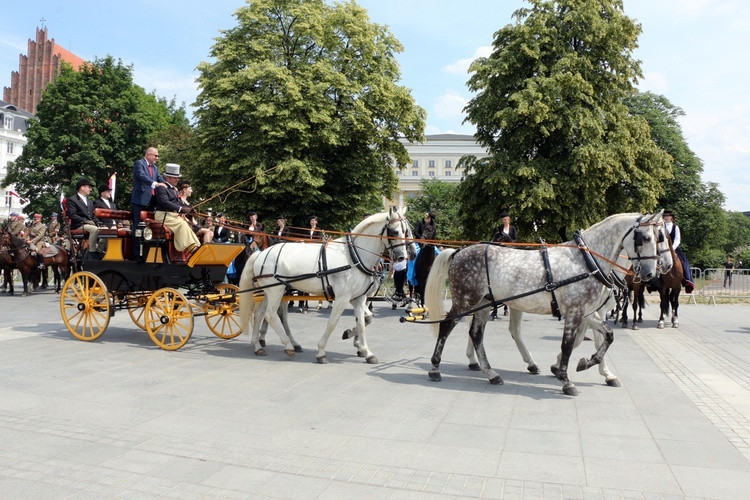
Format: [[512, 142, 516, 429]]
[[318, 242, 336, 301], [482, 243, 500, 309], [573, 231, 614, 289], [539, 241, 562, 320], [346, 234, 379, 277]]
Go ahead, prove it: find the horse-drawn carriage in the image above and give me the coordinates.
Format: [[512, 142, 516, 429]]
[[60, 208, 246, 350]]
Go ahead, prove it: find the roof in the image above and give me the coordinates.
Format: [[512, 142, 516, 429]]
[[54, 44, 86, 71], [424, 134, 477, 141]]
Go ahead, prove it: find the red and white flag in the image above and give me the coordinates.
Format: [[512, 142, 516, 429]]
[[8, 189, 28, 204], [60, 192, 66, 211]]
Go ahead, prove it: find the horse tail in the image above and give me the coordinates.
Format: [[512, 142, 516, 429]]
[[425, 248, 457, 337], [239, 250, 262, 336]]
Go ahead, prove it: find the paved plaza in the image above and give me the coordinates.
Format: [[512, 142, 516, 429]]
[[1, 289, 750, 499]]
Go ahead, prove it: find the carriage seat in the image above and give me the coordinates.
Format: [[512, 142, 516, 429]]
[[140, 211, 191, 263]]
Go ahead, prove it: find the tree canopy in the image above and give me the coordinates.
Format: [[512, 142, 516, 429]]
[[458, 0, 672, 241], [191, 0, 425, 230], [3, 56, 188, 216], [406, 178, 463, 243]]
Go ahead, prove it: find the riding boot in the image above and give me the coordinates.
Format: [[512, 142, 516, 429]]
[[37, 254, 45, 270]]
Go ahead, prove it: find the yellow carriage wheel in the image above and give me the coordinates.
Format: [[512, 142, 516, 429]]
[[204, 283, 243, 339], [60, 271, 111, 341], [127, 293, 149, 330], [145, 288, 194, 350]]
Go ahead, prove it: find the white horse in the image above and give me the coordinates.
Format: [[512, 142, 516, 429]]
[[425, 211, 667, 396], [239, 207, 415, 363]]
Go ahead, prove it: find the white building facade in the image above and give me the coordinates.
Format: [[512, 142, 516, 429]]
[[389, 133, 489, 207], [0, 100, 31, 222]]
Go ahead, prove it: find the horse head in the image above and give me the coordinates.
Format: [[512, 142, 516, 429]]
[[623, 211, 666, 282], [385, 206, 416, 262], [652, 210, 674, 276]]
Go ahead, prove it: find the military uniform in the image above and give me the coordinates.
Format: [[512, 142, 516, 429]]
[[26, 219, 47, 254], [8, 217, 25, 237], [47, 217, 61, 243]]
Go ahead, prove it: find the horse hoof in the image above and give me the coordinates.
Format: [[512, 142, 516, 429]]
[[632, 325, 639, 331], [255, 348, 267, 356], [673, 322, 679, 329], [606, 378, 621, 387], [489, 375, 504, 385], [527, 364, 540, 374], [550, 365, 560, 376], [428, 370, 442, 382], [576, 358, 589, 372], [284, 349, 296, 358], [259, 339, 266, 347], [563, 384, 579, 396], [657, 322, 665, 329], [468, 363, 481, 371], [342, 329, 352, 340], [316, 356, 329, 364], [294, 345, 303, 353], [356, 350, 366, 357], [365, 355, 378, 364]]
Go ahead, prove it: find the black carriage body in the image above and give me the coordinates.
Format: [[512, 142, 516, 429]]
[[82, 260, 230, 294]]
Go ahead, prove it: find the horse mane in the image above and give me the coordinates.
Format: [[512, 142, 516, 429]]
[[351, 211, 390, 236]]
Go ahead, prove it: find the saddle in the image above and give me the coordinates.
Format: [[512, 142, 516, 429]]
[[40, 245, 60, 258]]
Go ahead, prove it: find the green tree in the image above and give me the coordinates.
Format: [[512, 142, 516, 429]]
[[624, 91, 727, 268], [459, 0, 672, 241], [192, 0, 425, 231], [406, 178, 463, 242], [3, 56, 189, 215]]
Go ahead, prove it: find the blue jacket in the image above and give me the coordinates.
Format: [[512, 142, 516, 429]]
[[130, 157, 166, 206]]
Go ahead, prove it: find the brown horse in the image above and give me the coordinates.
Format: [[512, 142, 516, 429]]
[[37, 245, 71, 293], [0, 245, 15, 295], [0, 231, 38, 296]]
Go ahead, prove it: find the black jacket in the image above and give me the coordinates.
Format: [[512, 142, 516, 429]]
[[67, 194, 101, 230]]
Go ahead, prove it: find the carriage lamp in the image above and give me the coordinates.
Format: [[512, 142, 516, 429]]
[[143, 226, 153, 241], [135, 221, 147, 258]]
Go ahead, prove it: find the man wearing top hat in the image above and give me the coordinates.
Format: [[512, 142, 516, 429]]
[[153, 163, 201, 254], [67, 178, 105, 259], [94, 183, 119, 228]]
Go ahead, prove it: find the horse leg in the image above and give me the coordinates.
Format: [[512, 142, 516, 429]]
[[278, 301, 302, 352], [554, 316, 585, 396], [429, 309, 462, 382], [575, 313, 618, 386], [657, 290, 668, 329], [344, 302, 373, 357], [316, 297, 369, 364], [467, 311, 502, 384], [505, 309, 539, 374], [251, 297, 270, 355], [259, 294, 296, 358], [671, 289, 680, 328]]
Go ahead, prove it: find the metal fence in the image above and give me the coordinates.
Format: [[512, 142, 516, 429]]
[[698, 267, 750, 304]]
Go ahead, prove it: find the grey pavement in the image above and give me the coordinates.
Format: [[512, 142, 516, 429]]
[[1, 289, 750, 499]]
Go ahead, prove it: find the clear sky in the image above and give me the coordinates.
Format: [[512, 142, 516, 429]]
[[1, 0, 748, 211]]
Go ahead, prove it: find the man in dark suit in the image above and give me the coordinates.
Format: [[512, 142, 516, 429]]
[[212, 213, 233, 243], [153, 163, 201, 254], [94, 184, 118, 228], [67, 178, 104, 259], [130, 147, 166, 255]]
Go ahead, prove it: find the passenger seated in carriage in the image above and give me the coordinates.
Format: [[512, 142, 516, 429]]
[[67, 178, 107, 260], [178, 180, 213, 244], [153, 164, 201, 255]]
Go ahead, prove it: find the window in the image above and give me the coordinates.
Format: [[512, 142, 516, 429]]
[[445, 160, 452, 168], [395, 170, 402, 175], [428, 171, 435, 176], [428, 160, 435, 168], [445, 171, 452, 176], [412, 160, 419, 167], [412, 170, 419, 176], [7, 142, 14, 154], [4, 116, 12, 129]]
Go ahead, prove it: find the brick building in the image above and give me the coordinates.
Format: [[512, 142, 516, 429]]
[[3, 27, 85, 114]]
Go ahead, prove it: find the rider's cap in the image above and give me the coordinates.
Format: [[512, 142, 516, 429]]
[[309, 215, 318, 221], [10, 211, 18, 216], [500, 213, 510, 219], [276, 215, 286, 220], [51, 213, 58, 217], [663, 209, 674, 217], [34, 213, 42, 219], [76, 178, 93, 189]]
